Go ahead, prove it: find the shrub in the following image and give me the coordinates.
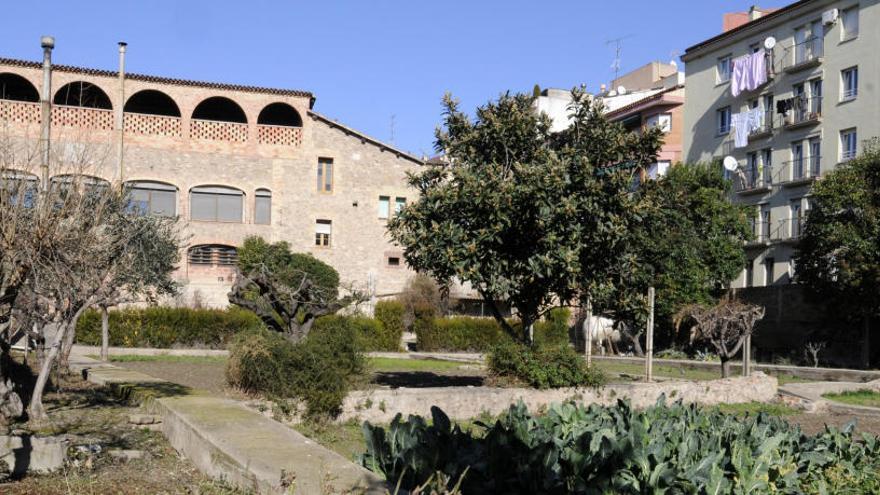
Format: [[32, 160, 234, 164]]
[[313, 314, 400, 352], [374, 300, 405, 347], [415, 308, 571, 352], [226, 324, 365, 419], [362, 400, 880, 493], [399, 274, 447, 329], [487, 340, 604, 389], [76, 307, 264, 348]]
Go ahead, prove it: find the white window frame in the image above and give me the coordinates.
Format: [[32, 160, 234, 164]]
[[717, 106, 731, 135], [841, 67, 858, 101], [378, 196, 390, 219], [315, 219, 332, 247], [841, 6, 859, 41], [717, 55, 732, 84], [841, 128, 857, 162]]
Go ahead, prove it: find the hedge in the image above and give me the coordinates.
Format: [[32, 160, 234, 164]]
[[313, 314, 401, 352], [76, 307, 264, 348], [415, 308, 571, 352]]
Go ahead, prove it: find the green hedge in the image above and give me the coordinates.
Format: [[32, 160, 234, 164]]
[[76, 307, 264, 348], [313, 314, 401, 352], [487, 340, 604, 389], [415, 308, 571, 352], [374, 300, 405, 344]]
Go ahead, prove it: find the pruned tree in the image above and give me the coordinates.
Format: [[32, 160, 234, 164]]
[[228, 236, 361, 343], [804, 341, 826, 368], [388, 89, 662, 346], [675, 298, 765, 378]]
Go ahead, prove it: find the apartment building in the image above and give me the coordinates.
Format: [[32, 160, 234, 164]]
[[682, 0, 879, 288], [0, 51, 423, 308]]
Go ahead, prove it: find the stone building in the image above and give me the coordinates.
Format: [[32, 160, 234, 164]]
[[0, 52, 423, 308], [682, 0, 879, 288]]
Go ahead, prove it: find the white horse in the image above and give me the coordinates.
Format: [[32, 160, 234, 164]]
[[582, 316, 622, 355]]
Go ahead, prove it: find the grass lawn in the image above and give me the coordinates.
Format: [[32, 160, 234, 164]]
[[823, 389, 880, 408], [368, 357, 473, 373], [100, 354, 228, 365]]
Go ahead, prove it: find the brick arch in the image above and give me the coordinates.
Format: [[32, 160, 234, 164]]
[[191, 96, 247, 123], [53, 81, 112, 109], [0, 73, 39, 102], [124, 89, 181, 117], [257, 102, 302, 127]]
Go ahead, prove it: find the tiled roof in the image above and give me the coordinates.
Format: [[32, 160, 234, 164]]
[[0, 57, 314, 100], [604, 85, 684, 119]]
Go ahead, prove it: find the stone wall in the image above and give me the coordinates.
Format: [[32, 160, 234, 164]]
[[340, 373, 778, 423]]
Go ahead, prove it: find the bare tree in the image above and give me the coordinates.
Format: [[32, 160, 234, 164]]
[[675, 298, 765, 378], [804, 341, 826, 369]]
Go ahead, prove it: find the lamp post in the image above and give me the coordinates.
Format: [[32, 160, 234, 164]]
[[39, 35, 54, 192]]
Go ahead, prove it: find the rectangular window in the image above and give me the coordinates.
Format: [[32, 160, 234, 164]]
[[317, 158, 333, 193], [128, 182, 176, 217], [747, 152, 758, 187], [394, 197, 406, 214], [764, 257, 775, 286], [842, 67, 858, 100], [761, 148, 772, 183], [190, 186, 243, 223], [760, 207, 771, 241], [378, 196, 390, 219], [254, 190, 271, 225], [809, 138, 821, 177], [646, 113, 672, 133], [790, 199, 802, 238], [717, 55, 732, 83], [841, 128, 858, 162], [717, 106, 731, 135], [315, 219, 332, 247], [841, 7, 859, 41], [745, 260, 754, 288], [387, 256, 401, 267], [791, 142, 804, 180], [809, 79, 822, 115]]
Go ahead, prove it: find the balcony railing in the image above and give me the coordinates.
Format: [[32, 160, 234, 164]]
[[783, 36, 824, 72], [51, 104, 114, 131], [733, 164, 772, 194], [0, 100, 40, 125], [257, 124, 303, 147], [841, 150, 857, 162], [191, 118, 249, 142], [779, 156, 821, 184], [783, 96, 822, 128], [772, 217, 807, 242], [124, 112, 182, 138], [748, 112, 774, 140], [748, 220, 772, 245]]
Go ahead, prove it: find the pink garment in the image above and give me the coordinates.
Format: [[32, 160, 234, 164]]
[[751, 50, 768, 89]]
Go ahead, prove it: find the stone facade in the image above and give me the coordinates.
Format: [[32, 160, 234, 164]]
[[0, 56, 423, 307]]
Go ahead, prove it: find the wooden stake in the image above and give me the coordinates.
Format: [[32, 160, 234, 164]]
[[645, 287, 654, 382], [584, 297, 593, 366]]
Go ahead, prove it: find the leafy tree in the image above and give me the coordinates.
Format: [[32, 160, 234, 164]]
[[388, 89, 661, 345], [795, 139, 880, 368], [600, 164, 753, 353], [229, 236, 358, 343]]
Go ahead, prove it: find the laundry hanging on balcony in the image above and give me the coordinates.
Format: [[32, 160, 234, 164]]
[[731, 108, 765, 148], [731, 50, 769, 97]]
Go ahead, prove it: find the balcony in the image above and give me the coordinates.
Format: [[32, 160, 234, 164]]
[[191, 118, 249, 143], [747, 220, 772, 247], [773, 217, 807, 244], [778, 156, 821, 187], [124, 112, 182, 138], [51, 104, 114, 131], [783, 36, 823, 73], [257, 124, 303, 147], [782, 96, 822, 130], [0, 100, 40, 125], [748, 114, 774, 141], [733, 164, 773, 195]]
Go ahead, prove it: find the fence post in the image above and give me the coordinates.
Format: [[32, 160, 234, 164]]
[[645, 287, 655, 382], [743, 334, 752, 377], [584, 296, 593, 366]]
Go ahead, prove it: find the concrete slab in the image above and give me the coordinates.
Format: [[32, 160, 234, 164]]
[[0, 435, 67, 476]]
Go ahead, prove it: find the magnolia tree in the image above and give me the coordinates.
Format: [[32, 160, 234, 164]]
[[675, 298, 765, 378], [388, 90, 662, 345], [228, 236, 361, 343]]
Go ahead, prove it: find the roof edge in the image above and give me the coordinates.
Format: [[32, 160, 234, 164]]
[[0, 56, 314, 101], [308, 111, 425, 165], [682, 0, 816, 61], [604, 85, 685, 119]]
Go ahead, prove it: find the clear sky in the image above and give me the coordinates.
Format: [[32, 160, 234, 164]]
[[0, 1, 776, 157]]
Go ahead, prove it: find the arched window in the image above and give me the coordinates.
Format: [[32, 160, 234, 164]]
[[53, 82, 112, 109], [254, 188, 271, 224], [257, 103, 302, 127], [126, 180, 178, 216], [190, 185, 244, 222], [50, 174, 110, 194], [124, 90, 181, 117], [187, 244, 238, 266], [0, 73, 39, 102], [191, 97, 247, 123]]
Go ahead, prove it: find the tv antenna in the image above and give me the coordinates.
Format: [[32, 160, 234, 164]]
[[606, 35, 635, 83]]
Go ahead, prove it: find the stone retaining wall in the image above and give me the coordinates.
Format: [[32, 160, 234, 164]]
[[341, 373, 778, 423]]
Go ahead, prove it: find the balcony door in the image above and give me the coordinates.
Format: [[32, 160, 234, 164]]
[[792, 142, 804, 179]]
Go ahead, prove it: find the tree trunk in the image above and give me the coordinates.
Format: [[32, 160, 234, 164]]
[[28, 320, 70, 421], [0, 346, 24, 423], [100, 307, 110, 362], [862, 316, 871, 369], [58, 313, 80, 373], [720, 357, 731, 378]]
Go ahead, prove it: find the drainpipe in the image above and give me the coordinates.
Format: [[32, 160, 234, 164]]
[[116, 42, 127, 184], [39, 36, 54, 193]]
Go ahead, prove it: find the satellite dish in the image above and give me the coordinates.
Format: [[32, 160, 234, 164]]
[[764, 36, 777, 50], [723, 156, 739, 172], [617, 85, 627, 95]]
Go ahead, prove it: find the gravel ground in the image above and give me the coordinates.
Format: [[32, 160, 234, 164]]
[[789, 411, 880, 436], [113, 360, 240, 398]]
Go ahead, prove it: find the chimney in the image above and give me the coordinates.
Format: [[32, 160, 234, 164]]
[[749, 5, 763, 21]]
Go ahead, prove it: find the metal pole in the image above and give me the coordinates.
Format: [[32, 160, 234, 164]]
[[39, 36, 54, 193], [645, 287, 655, 382], [584, 296, 593, 366], [116, 42, 127, 184]]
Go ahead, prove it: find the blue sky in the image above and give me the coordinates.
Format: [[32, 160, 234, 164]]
[[0, 1, 774, 156]]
